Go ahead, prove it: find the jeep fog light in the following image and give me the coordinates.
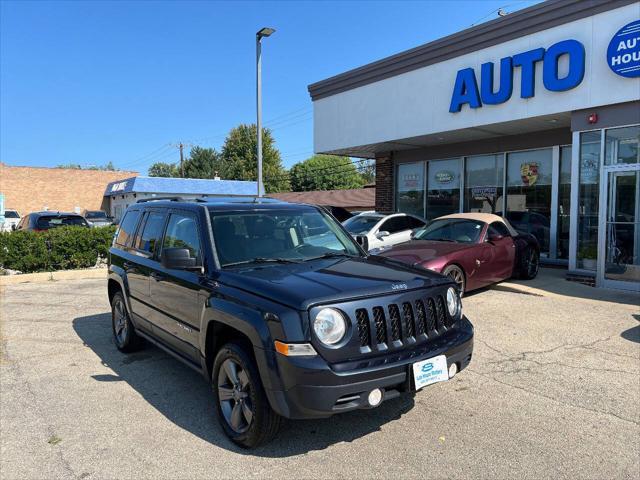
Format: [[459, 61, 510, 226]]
[[313, 308, 347, 345], [446, 287, 461, 317], [368, 388, 383, 407], [448, 362, 458, 378]]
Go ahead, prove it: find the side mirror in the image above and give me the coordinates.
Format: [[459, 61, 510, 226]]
[[376, 230, 390, 240], [355, 234, 369, 252], [161, 248, 201, 271], [11, 224, 17, 231], [487, 233, 504, 243]]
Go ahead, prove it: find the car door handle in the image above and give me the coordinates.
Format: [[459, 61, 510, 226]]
[[150, 272, 165, 282]]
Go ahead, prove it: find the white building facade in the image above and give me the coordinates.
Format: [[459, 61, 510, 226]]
[[309, 0, 640, 291]]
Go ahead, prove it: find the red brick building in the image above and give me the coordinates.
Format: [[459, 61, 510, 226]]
[[0, 163, 138, 215]]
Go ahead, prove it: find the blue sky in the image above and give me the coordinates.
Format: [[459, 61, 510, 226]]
[[0, 0, 541, 174]]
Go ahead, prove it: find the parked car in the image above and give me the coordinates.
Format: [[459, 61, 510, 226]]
[[342, 212, 427, 251], [82, 209, 114, 228], [1, 209, 21, 232], [108, 198, 473, 447], [378, 213, 540, 294], [15, 211, 90, 231]]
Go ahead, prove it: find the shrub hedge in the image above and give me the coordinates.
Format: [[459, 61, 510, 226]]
[[0, 226, 117, 273]]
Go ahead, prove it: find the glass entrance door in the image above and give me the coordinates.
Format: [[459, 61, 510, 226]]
[[600, 166, 640, 291]]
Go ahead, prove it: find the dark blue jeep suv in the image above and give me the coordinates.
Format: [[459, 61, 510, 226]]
[[108, 198, 474, 447]]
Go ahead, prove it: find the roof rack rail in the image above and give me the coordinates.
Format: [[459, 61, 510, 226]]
[[136, 196, 183, 203]]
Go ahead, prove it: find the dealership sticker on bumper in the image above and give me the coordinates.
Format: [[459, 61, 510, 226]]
[[412, 355, 448, 390]]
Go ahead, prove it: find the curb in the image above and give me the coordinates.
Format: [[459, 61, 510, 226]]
[[0, 268, 107, 286]]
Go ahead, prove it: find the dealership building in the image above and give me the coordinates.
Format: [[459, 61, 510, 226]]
[[309, 0, 640, 291]]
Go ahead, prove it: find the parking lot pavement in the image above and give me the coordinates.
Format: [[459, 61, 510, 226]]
[[1, 270, 638, 480]]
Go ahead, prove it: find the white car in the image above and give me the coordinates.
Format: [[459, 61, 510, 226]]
[[1, 209, 21, 232], [342, 212, 427, 251]]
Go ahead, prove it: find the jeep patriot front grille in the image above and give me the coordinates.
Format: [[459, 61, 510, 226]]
[[354, 293, 454, 349]]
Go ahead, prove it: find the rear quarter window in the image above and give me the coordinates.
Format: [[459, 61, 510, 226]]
[[115, 210, 142, 247]]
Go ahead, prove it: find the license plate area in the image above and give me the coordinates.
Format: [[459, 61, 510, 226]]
[[412, 355, 448, 390]]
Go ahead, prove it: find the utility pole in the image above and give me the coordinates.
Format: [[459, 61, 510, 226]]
[[179, 143, 184, 178]]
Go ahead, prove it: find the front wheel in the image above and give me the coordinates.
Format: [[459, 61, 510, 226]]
[[212, 342, 281, 448], [442, 265, 466, 295]]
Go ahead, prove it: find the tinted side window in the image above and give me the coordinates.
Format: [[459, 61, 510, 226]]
[[115, 210, 141, 247], [381, 216, 411, 234], [162, 213, 201, 261], [489, 222, 511, 237], [135, 212, 166, 254], [407, 216, 426, 229]]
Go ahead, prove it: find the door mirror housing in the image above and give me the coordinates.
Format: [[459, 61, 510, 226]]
[[376, 230, 390, 240], [355, 234, 369, 251], [487, 233, 504, 243], [161, 248, 201, 271]]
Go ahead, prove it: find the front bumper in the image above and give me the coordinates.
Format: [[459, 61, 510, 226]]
[[266, 316, 473, 419]]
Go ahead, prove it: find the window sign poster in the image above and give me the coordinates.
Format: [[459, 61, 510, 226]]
[[397, 162, 425, 193], [428, 158, 460, 190], [507, 149, 553, 186]]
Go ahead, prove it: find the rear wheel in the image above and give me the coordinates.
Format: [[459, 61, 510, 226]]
[[212, 342, 281, 448], [442, 265, 466, 295], [519, 247, 540, 280], [111, 291, 142, 352]]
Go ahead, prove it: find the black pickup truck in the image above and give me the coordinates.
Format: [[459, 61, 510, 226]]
[[107, 198, 473, 447]]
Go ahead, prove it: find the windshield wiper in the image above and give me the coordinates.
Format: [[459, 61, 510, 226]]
[[428, 238, 456, 243], [304, 252, 358, 262], [223, 257, 302, 268]]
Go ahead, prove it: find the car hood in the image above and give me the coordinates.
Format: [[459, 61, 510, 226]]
[[217, 256, 450, 310], [379, 240, 477, 265]]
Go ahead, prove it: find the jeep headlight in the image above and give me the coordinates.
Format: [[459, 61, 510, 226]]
[[446, 287, 461, 318], [313, 308, 347, 346]]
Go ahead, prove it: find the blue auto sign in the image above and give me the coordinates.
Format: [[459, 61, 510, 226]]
[[607, 20, 640, 78]]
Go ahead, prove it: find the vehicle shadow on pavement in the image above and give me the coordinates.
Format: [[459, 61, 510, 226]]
[[73, 313, 416, 456]]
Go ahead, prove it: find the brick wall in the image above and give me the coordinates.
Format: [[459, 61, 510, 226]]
[[375, 154, 394, 213], [0, 164, 138, 215]]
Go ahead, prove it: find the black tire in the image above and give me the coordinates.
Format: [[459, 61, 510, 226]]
[[212, 342, 281, 448], [442, 265, 466, 295], [111, 291, 142, 353], [519, 246, 540, 280]]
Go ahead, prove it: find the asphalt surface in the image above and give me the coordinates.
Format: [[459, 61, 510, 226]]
[[1, 270, 639, 479]]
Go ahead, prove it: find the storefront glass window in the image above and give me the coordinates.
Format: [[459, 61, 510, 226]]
[[426, 158, 460, 220], [396, 162, 425, 218], [557, 146, 572, 259], [505, 149, 553, 257], [577, 131, 601, 270], [605, 126, 640, 165], [464, 154, 504, 214]]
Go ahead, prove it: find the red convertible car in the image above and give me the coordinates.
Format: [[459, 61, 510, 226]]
[[378, 213, 539, 294]]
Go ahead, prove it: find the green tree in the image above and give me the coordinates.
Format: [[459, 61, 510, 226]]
[[183, 146, 221, 179], [290, 155, 365, 192], [148, 162, 179, 177], [220, 124, 290, 193], [56, 162, 117, 170]]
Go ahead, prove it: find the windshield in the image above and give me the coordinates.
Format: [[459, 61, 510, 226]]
[[414, 218, 484, 243], [342, 215, 381, 235], [85, 211, 108, 219], [36, 215, 88, 229], [4, 211, 19, 219], [210, 208, 361, 267]]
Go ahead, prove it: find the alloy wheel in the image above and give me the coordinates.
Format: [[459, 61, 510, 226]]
[[217, 359, 253, 434], [447, 268, 465, 293], [113, 298, 128, 346], [527, 249, 539, 277]]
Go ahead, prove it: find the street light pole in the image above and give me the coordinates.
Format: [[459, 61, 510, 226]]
[[256, 27, 275, 197]]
